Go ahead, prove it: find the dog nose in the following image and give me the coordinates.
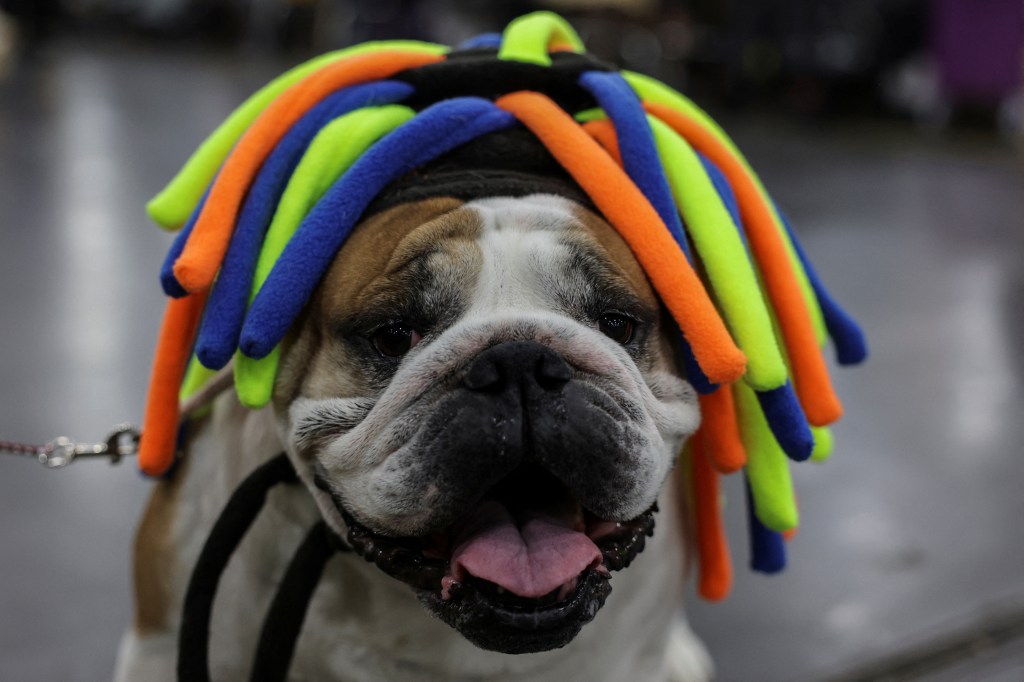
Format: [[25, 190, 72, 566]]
[[463, 341, 572, 393]]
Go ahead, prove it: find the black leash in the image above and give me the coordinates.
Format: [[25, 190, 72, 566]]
[[0, 425, 139, 468], [177, 452, 348, 682], [250, 521, 336, 682]]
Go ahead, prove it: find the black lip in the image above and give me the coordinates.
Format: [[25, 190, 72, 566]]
[[419, 569, 613, 654], [314, 471, 448, 590], [319, 476, 657, 586], [592, 504, 657, 571], [313, 470, 657, 652]]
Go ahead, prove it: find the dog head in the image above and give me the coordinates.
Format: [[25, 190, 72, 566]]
[[138, 11, 866, 660], [272, 192, 699, 653]]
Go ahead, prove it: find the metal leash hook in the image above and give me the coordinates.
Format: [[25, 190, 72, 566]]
[[2, 368, 235, 470], [36, 424, 140, 469], [3, 368, 239, 470]]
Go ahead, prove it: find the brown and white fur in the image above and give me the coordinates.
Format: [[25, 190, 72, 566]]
[[115, 195, 714, 681]]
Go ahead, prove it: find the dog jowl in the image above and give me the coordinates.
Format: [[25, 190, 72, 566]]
[[273, 194, 700, 654]]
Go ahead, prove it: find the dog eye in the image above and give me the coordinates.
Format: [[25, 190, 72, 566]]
[[371, 323, 422, 357], [598, 313, 635, 345]]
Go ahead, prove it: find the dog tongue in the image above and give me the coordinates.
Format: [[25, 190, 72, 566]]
[[450, 500, 602, 598]]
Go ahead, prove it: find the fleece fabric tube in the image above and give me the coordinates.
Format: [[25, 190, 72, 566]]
[[691, 433, 733, 601], [192, 82, 414, 369], [625, 71, 828, 347], [776, 209, 868, 366], [811, 426, 834, 462], [647, 116, 787, 391], [179, 355, 218, 403], [248, 105, 417, 296], [590, 125, 737, 397], [677, 331, 717, 396], [139, 292, 208, 476], [733, 381, 799, 532], [623, 71, 746, 164], [647, 102, 842, 426], [755, 383, 814, 462], [147, 40, 447, 229], [234, 346, 281, 410], [590, 135, 718, 393], [577, 71, 690, 262], [239, 98, 516, 360], [698, 389, 747, 474], [498, 11, 586, 66], [496, 91, 747, 385], [172, 50, 445, 293], [582, 113, 783, 392], [582, 118, 622, 161], [580, 118, 717, 393], [699, 154, 742, 235], [745, 477, 787, 574], [160, 188, 208, 298], [232, 106, 416, 407], [458, 33, 503, 50]]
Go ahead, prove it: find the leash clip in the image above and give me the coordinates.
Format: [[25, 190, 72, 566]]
[[38, 425, 140, 468], [38, 437, 77, 468]]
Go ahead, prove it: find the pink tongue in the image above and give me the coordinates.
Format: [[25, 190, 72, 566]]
[[450, 500, 602, 598]]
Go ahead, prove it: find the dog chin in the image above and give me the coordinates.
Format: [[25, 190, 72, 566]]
[[313, 463, 657, 655]]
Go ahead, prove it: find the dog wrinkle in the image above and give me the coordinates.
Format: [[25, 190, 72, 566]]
[[291, 396, 376, 460], [322, 198, 482, 337], [465, 198, 576, 315], [462, 196, 673, 373], [364, 313, 675, 431], [285, 197, 486, 405], [314, 309, 684, 482], [317, 196, 470, 316], [325, 349, 678, 532]]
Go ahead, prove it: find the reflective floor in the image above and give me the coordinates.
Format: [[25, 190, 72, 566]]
[[1, 35, 1022, 682]]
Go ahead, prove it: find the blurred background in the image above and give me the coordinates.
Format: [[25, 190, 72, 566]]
[[0, 1, 1021, 680]]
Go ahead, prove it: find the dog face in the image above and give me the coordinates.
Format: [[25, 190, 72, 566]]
[[273, 193, 699, 654]]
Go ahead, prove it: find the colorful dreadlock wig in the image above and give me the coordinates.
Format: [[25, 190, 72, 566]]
[[139, 12, 867, 601]]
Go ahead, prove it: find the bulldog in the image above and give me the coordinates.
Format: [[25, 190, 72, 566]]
[[115, 191, 714, 681]]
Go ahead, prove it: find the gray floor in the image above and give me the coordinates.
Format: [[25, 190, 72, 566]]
[[1, 35, 1022, 682]]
